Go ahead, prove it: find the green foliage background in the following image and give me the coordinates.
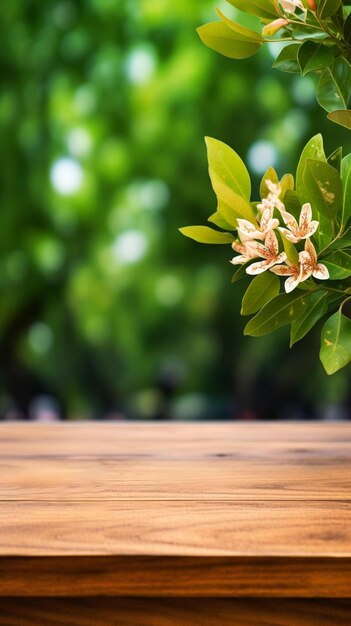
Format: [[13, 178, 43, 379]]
[[1, 0, 351, 419]]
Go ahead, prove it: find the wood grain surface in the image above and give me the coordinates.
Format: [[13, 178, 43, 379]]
[[1, 422, 351, 598], [1, 597, 351, 626], [2, 555, 351, 598]]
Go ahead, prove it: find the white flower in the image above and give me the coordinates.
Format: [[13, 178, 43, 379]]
[[299, 239, 330, 281], [280, 0, 305, 13], [244, 231, 287, 275], [266, 180, 281, 195], [237, 208, 279, 241], [270, 260, 307, 293], [271, 239, 329, 292], [231, 236, 260, 266], [257, 179, 285, 213], [279, 202, 319, 243]]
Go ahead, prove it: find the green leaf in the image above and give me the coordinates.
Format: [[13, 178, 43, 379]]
[[241, 272, 280, 316], [296, 134, 326, 205], [280, 173, 294, 198], [205, 137, 255, 222], [273, 44, 301, 73], [322, 250, 351, 278], [317, 58, 351, 112], [344, 12, 351, 45], [226, 0, 280, 21], [328, 237, 351, 251], [179, 226, 235, 244], [317, 213, 334, 248], [231, 264, 248, 283], [320, 309, 351, 374], [259, 166, 278, 198], [206, 137, 251, 199], [327, 109, 351, 128], [283, 189, 301, 220], [244, 291, 315, 337], [216, 9, 263, 42], [341, 153, 351, 225], [317, 0, 342, 20], [217, 197, 249, 225], [197, 22, 262, 60], [290, 290, 329, 346], [327, 146, 342, 172], [292, 27, 330, 41], [303, 158, 342, 220], [279, 232, 299, 264], [208, 211, 234, 230], [298, 41, 335, 76]]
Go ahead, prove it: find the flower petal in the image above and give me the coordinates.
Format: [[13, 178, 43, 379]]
[[265, 230, 279, 255], [285, 275, 300, 293], [303, 220, 319, 238], [231, 255, 248, 265], [246, 260, 271, 275], [299, 202, 312, 229], [313, 264, 330, 280], [238, 231, 251, 243], [298, 263, 311, 283], [280, 0, 305, 12], [276, 252, 287, 265], [270, 264, 295, 276], [266, 180, 281, 196], [237, 219, 258, 239], [266, 218, 280, 232], [232, 242, 246, 253], [260, 208, 273, 228], [275, 199, 285, 212], [299, 250, 311, 268], [280, 210, 298, 232], [298, 251, 313, 280], [245, 240, 267, 258], [304, 238, 317, 263], [257, 198, 273, 213], [254, 231, 267, 241], [279, 227, 300, 244]]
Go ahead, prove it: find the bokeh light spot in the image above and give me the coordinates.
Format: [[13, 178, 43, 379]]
[[127, 179, 170, 211], [112, 230, 149, 265], [292, 75, 316, 105], [247, 141, 278, 175], [155, 275, 184, 307], [125, 46, 157, 84], [50, 157, 84, 195], [28, 323, 54, 355], [67, 128, 92, 157]]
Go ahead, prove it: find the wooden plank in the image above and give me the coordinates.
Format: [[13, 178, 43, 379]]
[[1, 500, 350, 558], [1, 500, 351, 596], [1, 422, 351, 457], [1, 423, 351, 600], [1, 555, 351, 598], [2, 457, 351, 501], [1, 597, 351, 626], [2, 423, 351, 502]]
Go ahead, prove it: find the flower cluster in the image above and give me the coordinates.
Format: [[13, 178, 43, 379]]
[[231, 180, 329, 293], [180, 133, 351, 374]]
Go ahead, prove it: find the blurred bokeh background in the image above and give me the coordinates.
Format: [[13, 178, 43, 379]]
[[1, 0, 351, 421]]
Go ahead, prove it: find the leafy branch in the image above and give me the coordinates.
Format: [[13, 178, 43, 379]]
[[197, 0, 351, 128], [180, 133, 351, 375]]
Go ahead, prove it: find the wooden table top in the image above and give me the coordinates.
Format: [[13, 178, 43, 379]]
[[1, 421, 351, 598]]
